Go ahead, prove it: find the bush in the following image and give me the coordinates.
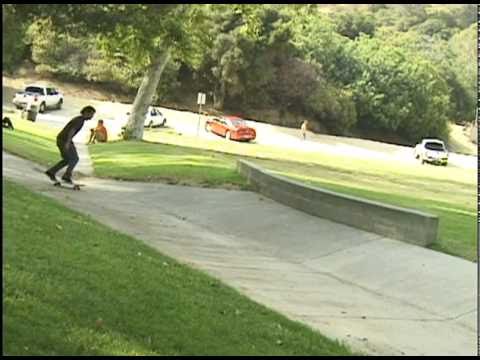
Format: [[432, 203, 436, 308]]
[[306, 83, 357, 135], [3, 6, 30, 72], [351, 36, 450, 143]]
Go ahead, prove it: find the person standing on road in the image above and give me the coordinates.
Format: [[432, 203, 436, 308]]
[[301, 120, 308, 140], [45, 106, 96, 184]]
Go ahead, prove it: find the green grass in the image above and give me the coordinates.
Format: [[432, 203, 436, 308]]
[[144, 129, 476, 186], [3, 180, 354, 356], [254, 158, 476, 261], [144, 129, 477, 262], [90, 141, 248, 189], [3, 118, 476, 261], [2, 115, 247, 189], [2, 115, 59, 166], [94, 130, 477, 261]]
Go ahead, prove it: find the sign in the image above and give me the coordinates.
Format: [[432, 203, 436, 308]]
[[196, 92, 206, 136], [197, 92, 206, 105]]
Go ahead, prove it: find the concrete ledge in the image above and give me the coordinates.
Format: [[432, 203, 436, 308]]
[[237, 160, 438, 246]]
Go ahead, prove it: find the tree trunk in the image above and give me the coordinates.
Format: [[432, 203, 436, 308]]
[[123, 49, 171, 140], [214, 82, 225, 109]]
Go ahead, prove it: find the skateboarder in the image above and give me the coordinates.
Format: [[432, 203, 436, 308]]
[[45, 106, 96, 184]]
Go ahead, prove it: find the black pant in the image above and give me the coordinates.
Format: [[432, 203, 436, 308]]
[[47, 142, 79, 179]]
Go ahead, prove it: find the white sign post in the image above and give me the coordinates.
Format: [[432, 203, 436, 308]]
[[196, 92, 206, 136]]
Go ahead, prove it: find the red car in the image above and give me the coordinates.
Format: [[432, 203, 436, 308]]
[[205, 115, 256, 142]]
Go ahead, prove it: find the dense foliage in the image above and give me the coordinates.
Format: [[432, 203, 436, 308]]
[[3, 4, 477, 144]]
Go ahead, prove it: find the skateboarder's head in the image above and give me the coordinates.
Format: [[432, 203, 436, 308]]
[[80, 106, 96, 120]]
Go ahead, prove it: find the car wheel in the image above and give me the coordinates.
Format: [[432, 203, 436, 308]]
[[39, 102, 46, 113], [56, 99, 63, 110], [225, 131, 231, 140]]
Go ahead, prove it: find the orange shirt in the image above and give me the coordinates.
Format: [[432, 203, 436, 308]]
[[95, 125, 108, 142]]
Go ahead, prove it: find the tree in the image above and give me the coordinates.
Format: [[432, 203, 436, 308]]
[[332, 9, 376, 39], [382, 21, 477, 124], [10, 4, 199, 141], [8, 4, 474, 142], [2, 5, 30, 72], [93, 5, 192, 140], [351, 36, 450, 142], [210, 33, 246, 109], [25, 18, 93, 78], [305, 82, 357, 134], [286, 6, 360, 86], [448, 24, 477, 123]]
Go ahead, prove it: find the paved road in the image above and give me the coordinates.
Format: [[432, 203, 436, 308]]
[[3, 151, 476, 356], [3, 83, 476, 170]]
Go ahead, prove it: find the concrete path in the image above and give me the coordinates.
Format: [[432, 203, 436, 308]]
[[3, 152, 477, 356], [72, 129, 94, 177]]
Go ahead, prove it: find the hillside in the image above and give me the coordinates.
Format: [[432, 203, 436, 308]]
[[3, 4, 477, 146]]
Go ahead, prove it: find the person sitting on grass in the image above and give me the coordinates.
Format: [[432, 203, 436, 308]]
[[2, 117, 14, 130], [88, 119, 108, 144]]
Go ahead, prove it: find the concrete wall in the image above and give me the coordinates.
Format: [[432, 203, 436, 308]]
[[237, 160, 438, 247]]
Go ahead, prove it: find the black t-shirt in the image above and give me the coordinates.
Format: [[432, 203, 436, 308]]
[[57, 115, 86, 145]]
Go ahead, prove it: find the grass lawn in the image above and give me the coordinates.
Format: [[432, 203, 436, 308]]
[[3, 180, 354, 356], [141, 130, 479, 262], [253, 158, 476, 261], [2, 115, 247, 189], [3, 117, 476, 261], [143, 128, 476, 186], [90, 141, 248, 189], [2, 115, 59, 166]]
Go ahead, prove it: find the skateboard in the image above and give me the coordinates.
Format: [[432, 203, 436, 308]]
[[53, 181, 85, 191], [35, 167, 85, 190]]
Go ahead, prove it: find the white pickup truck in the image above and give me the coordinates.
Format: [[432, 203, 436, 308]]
[[12, 84, 64, 113]]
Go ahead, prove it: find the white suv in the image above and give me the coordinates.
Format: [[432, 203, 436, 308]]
[[414, 139, 449, 166]]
